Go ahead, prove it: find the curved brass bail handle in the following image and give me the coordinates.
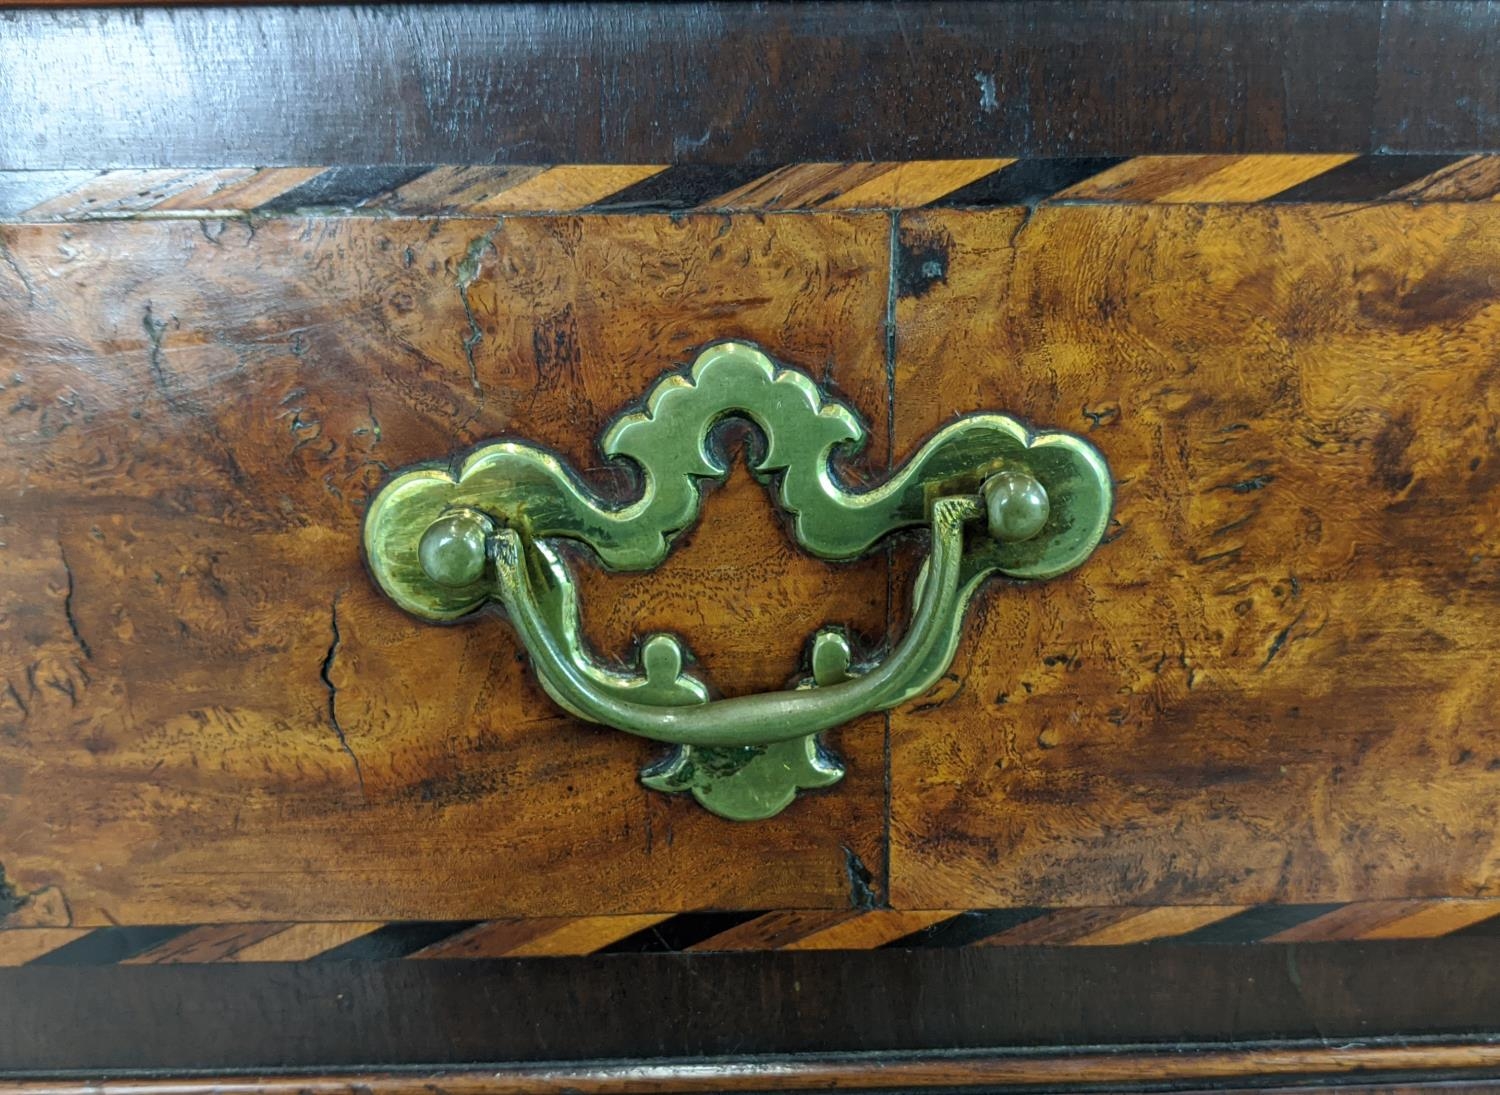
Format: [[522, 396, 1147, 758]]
[[363, 341, 1114, 819], [492, 495, 980, 749]]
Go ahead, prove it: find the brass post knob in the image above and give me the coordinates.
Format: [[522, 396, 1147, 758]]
[[983, 470, 1050, 543], [418, 511, 493, 588]]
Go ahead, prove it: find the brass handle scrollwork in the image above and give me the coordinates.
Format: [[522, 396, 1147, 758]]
[[364, 342, 1113, 820]]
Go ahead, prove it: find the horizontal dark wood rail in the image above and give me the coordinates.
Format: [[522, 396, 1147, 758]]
[[2, 2, 1500, 169], [6, 943, 1500, 1072]]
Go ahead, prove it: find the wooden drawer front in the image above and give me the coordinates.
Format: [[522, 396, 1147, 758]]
[[1, 159, 1499, 946], [889, 203, 1500, 909], [0, 211, 891, 923]]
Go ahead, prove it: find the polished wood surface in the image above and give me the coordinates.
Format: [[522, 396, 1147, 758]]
[[5, 4, 1500, 170], [889, 203, 1500, 908], [0, 214, 889, 923], [5, 1, 1500, 1084], [7, 1042, 1500, 1093], [8, 940, 1500, 1071], [3, 200, 1500, 923]]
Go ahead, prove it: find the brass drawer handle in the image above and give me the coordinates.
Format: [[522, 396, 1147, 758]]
[[364, 342, 1112, 819]]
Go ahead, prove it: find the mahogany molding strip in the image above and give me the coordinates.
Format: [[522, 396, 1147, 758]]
[[4, 156, 1500, 221], [6, 1041, 1500, 1093]]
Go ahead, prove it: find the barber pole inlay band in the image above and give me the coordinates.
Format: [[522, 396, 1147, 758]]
[[5, 156, 1500, 220], [5, 898, 1500, 965]]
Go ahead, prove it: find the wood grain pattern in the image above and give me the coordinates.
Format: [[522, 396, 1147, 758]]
[[7, 895, 1500, 966], [6, 1042, 1500, 1093], [819, 160, 1015, 209], [677, 909, 860, 951], [1057, 154, 1361, 203], [1359, 898, 1500, 940], [122, 922, 292, 964], [776, 910, 957, 950], [0, 213, 892, 924], [1062, 903, 1246, 945], [4, 199, 1500, 931], [888, 204, 1500, 908], [0, 927, 88, 965], [405, 914, 670, 959], [484, 914, 675, 958], [12, 159, 1500, 225], [1390, 155, 1500, 202], [216, 923, 384, 964]]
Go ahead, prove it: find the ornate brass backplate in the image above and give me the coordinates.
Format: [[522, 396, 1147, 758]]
[[364, 342, 1113, 820]]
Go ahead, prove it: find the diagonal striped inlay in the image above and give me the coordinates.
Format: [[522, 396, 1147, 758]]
[[150, 167, 327, 212], [0, 928, 92, 966], [440, 164, 667, 213], [18, 169, 240, 219], [1169, 903, 1348, 944], [932, 158, 1129, 206], [680, 910, 864, 952], [122, 922, 294, 965], [310, 921, 486, 961], [253, 165, 433, 212], [0, 170, 105, 219], [5, 157, 1500, 222], [411, 914, 679, 959], [24, 925, 195, 966], [1267, 154, 1469, 202], [8, 897, 1500, 965], [1359, 899, 1500, 940], [698, 162, 897, 209], [820, 159, 1015, 208], [778, 910, 959, 950], [1053, 154, 1360, 203], [595, 911, 766, 954], [224, 922, 390, 963], [588, 164, 774, 211], [1386, 154, 1500, 201], [1064, 905, 1248, 945], [973, 907, 1149, 946], [882, 908, 1050, 948]]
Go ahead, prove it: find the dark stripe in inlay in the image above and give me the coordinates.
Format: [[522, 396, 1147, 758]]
[[1169, 904, 1347, 944], [1267, 154, 1467, 202], [596, 911, 768, 953], [26, 925, 195, 966], [255, 165, 432, 212], [882, 908, 1051, 948], [931, 158, 1128, 207], [313, 920, 485, 961], [589, 165, 780, 211]]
